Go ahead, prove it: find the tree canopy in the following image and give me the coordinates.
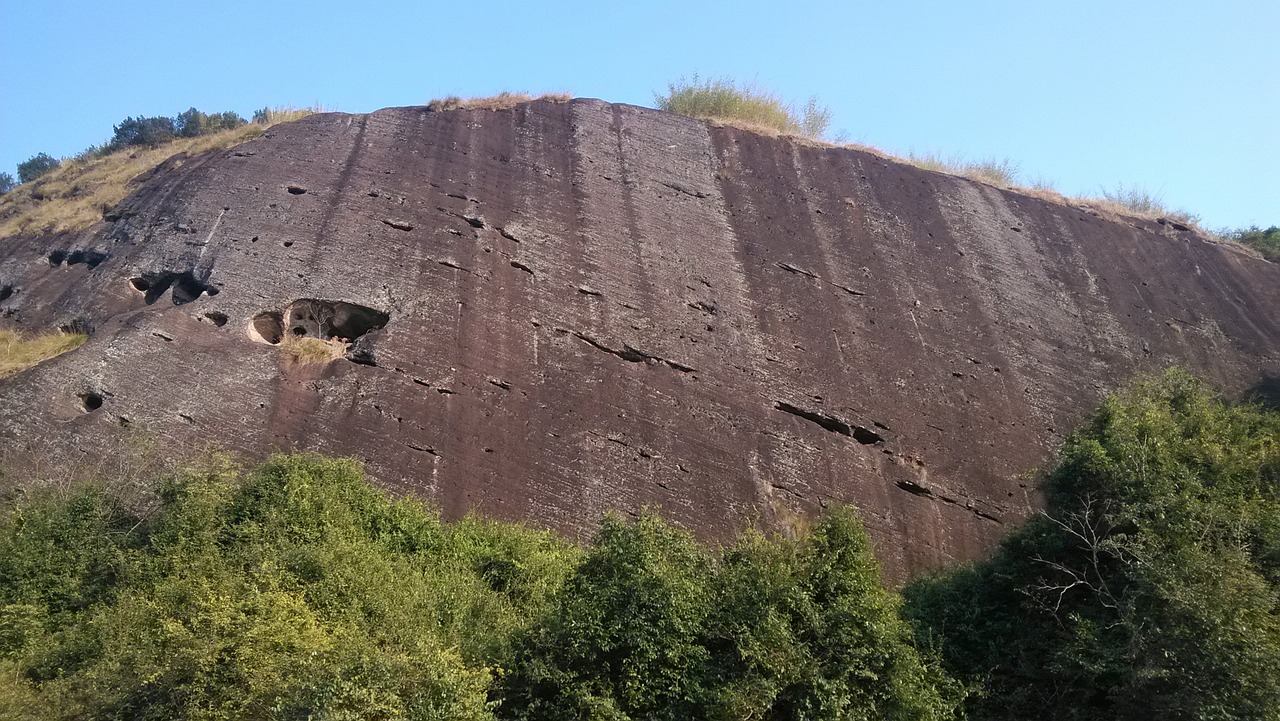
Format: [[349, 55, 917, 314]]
[[904, 369, 1280, 720]]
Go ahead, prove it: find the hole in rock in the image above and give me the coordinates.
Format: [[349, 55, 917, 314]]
[[287, 185, 308, 195], [66, 250, 108, 268], [852, 426, 884, 445], [248, 311, 284, 345], [79, 392, 104, 412], [203, 311, 228, 327], [134, 271, 216, 305], [47, 251, 66, 267], [251, 300, 390, 354], [282, 299, 390, 341], [170, 273, 212, 305], [0, 286, 13, 302]]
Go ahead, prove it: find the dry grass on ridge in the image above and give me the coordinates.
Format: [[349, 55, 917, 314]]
[[427, 92, 573, 113], [0, 329, 88, 379]]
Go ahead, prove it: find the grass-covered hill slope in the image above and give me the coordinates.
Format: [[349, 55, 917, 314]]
[[0, 107, 318, 239]]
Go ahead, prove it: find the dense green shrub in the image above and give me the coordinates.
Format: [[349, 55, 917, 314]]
[[655, 75, 831, 139], [16, 153, 59, 183], [0, 172, 14, 194], [107, 115, 178, 150], [496, 508, 962, 720], [0, 454, 959, 719], [904, 369, 1280, 721], [0, 454, 576, 720]]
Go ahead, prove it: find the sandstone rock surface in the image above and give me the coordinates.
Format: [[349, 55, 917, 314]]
[[1, 99, 1276, 578]]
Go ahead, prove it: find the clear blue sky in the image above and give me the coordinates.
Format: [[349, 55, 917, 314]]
[[2, 0, 1276, 230]]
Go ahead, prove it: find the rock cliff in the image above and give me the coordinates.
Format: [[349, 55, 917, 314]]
[[1, 99, 1276, 578]]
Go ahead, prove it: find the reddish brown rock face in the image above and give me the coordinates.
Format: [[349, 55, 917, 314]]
[[1, 100, 1276, 579]]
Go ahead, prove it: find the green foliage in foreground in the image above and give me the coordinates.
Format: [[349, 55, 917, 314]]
[[904, 370, 1280, 720], [656, 75, 832, 139], [0, 455, 960, 720]]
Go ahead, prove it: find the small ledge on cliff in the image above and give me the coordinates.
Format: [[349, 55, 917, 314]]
[[574, 332, 696, 373], [774, 401, 884, 445]]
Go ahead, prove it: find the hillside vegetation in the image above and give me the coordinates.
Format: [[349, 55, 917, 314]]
[[0, 371, 1275, 719], [905, 370, 1280, 720], [0, 107, 320, 239], [1222, 224, 1280, 261], [0, 455, 960, 720]]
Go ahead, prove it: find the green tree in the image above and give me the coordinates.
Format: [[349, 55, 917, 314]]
[[703, 510, 963, 720], [16, 153, 59, 183], [174, 108, 246, 138], [905, 370, 1280, 720], [0, 172, 14, 194], [496, 509, 962, 720], [108, 115, 177, 150], [497, 512, 712, 720]]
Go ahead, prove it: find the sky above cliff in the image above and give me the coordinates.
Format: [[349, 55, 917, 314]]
[[2, 0, 1275, 230]]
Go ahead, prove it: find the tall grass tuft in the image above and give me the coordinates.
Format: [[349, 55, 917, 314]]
[[251, 104, 330, 125], [656, 75, 831, 140], [1079, 183, 1200, 226]]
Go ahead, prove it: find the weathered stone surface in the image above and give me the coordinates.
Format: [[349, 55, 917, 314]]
[[1, 99, 1276, 579]]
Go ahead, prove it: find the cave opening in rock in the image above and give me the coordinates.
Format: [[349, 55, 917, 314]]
[[248, 311, 284, 345], [249, 300, 388, 356], [79, 392, 103, 412], [132, 271, 216, 305], [170, 273, 211, 305], [283, 299, 390, 341]]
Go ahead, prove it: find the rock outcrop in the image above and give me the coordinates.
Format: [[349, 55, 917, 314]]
[[1, 99, 1276, 579]]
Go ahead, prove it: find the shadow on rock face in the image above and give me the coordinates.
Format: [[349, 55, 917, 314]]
[[130, 271, 218, 305], [1245, 374, 1280, 412]]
